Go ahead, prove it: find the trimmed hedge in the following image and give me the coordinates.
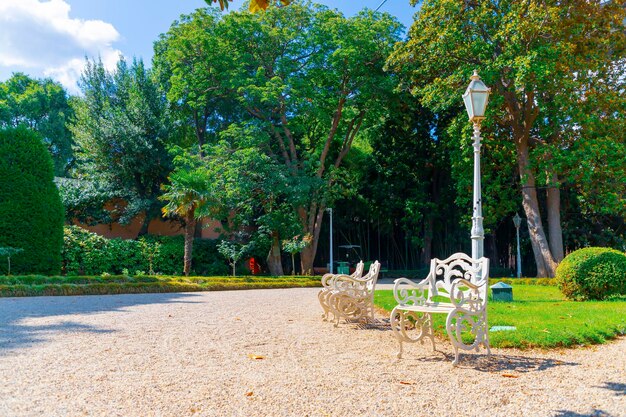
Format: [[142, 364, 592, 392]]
[[62, 226, 229, 276], [556, 247, 626, 301], [489, 277, 555, 286], [0, 275, 322, 297], [0, 126, 64, 274]]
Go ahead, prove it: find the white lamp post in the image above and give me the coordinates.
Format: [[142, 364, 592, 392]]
[[513, 213, 522, 278], [327, 208, 333, 274], [462, 70, 491, 260]]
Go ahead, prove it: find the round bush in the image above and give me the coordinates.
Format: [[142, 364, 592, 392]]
[[0, 126, 64, 274], [556, 247, 626, 300]]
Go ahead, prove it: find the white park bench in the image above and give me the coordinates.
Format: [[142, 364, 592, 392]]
[[318, 261, 364, 321], [390, 253, 490, 366], [320, 261, 380, 326]]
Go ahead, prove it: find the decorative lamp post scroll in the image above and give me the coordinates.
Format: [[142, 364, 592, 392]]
[[462, 70, 491, 260]]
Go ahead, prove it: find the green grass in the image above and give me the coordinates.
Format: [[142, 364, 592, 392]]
[[0, 275, 321, 297], [374, 285, 626, 349]]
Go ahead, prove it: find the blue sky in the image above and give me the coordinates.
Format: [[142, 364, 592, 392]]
[[0, 0, 418, 94]]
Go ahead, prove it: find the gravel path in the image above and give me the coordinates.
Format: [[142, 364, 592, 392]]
[[0, 288, 624, 417]]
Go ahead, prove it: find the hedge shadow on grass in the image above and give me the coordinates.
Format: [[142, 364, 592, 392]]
[[0, 292, 200, 354]]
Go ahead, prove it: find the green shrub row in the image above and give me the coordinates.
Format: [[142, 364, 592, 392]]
[[62, 226, 229, 276], [489, 277, 556, 286], [0, 275, 322, 297]]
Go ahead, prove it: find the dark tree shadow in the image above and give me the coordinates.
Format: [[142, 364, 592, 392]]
[[553, 409, 615, 417], [596, 382, 626, 396], [0, 292, 203, 353]]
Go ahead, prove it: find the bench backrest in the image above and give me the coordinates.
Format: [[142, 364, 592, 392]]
[[428, 253, 490, 306], [351, 261, 365, 279], [364, 261, 381, 291]]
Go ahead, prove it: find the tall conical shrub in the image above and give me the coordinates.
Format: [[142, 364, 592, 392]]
[[0, 126, 64, 274]]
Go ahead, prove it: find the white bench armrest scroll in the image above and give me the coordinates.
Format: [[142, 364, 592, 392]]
[[393, 276, 431, 306]]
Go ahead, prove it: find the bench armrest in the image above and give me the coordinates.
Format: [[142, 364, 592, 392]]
[[393, 276, 431, 306], [450, 278, 487, 309], [331, 274, 374, 292], [321, 273, 338, 289]]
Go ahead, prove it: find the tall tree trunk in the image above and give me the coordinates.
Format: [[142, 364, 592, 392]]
[[300, 204, 325, 275], [183, 209, 196, 277], [267, 231, 284, 276], [517, 143, 557, 277], [546, 172, 564, 262], [300, 245, 316, 275], [138, 213, 151, 237]]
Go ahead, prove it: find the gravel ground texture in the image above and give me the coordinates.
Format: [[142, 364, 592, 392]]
[[0, 288, 624, 417]]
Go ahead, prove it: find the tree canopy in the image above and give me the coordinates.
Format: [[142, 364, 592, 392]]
[[0, 73, 74, 175], [388, 0, 626, 276], [69, 58, 173, 233], [154, 2, 404, 273]]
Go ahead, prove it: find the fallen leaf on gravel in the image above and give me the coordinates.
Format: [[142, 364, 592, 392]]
[[246, 392, 254, 396], [502, 374, 519, 378], [235, 317, 241, 321], [247, 354, 265, 360], [399, 381, 416, 385]]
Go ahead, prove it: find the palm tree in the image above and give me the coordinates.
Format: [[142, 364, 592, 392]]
[[160, 168, 210, 276]]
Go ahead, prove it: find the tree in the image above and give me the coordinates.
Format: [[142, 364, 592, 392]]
[[282, 234, 311, 275], [155, 3, 403, 274], [160, 149, 215, 276], [0, 247, 23, 276], [217, 239, 253, 276], [0, 126, 64, 275], [388, 0, 626, 276], [0, 73, 74, 175], [70, 58, 173, 233]]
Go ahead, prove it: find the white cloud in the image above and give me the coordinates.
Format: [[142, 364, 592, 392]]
[[0, 0, 123, 93]]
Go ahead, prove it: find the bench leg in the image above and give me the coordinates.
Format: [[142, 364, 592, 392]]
[[391, 308, 433, 359], [446, 308, 490, 366], [426, 313, 436, 352], [318, 290, 330, 321], [483, 310, 491, 357], [452, 347, 460, 367]]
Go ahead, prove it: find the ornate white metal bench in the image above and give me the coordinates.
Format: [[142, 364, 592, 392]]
[[318, 261, 364, 321], [390, 253, 490, 366], [320, 261, 381, 326]]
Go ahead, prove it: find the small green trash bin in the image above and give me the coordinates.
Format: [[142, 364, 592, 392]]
[[337, 262, 350, 275], [490, 282, 513, 302]]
